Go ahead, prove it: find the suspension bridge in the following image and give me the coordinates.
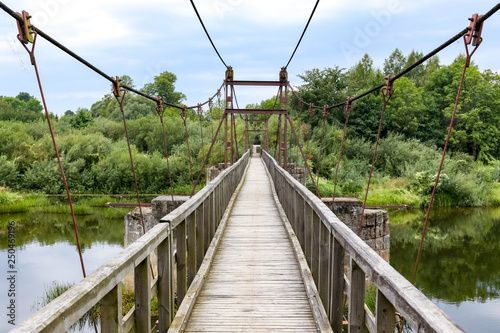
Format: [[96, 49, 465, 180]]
[[2, 0, 500, 332]]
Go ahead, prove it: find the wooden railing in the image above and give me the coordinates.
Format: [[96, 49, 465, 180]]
[[12, 150, 251, 333], [262, 150, 464, 333]]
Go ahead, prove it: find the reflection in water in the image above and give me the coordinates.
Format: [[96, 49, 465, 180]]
[[0, 208, 125, 332], [390, 207, 500, 332]]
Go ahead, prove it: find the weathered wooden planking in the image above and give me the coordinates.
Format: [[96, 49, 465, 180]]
[[182, 157, 325, 333]]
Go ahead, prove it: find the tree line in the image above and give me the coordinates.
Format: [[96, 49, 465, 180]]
[[0, 49, 499, 206]]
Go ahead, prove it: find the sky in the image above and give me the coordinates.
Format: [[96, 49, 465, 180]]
[[1, 0, 500, 116]]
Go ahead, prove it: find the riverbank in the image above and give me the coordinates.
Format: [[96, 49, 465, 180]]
[[309, 175, 500, 208]]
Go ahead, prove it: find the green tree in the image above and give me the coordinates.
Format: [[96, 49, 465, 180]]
[[385, 77, 425, 138], [383, 48, 406, 75], [16, 92, 33, 103], [141, 71, 186, 105], [69, 108, 94, 129]]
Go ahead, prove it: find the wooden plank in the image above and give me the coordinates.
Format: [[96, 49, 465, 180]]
[[134, 256, 151, 333], [174, 157, 328, 333], [101, 284, 121, 333], [168, 154, 251, 333], [304, 203, 313, 268]]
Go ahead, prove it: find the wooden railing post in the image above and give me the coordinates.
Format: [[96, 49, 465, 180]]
[[158, 234, 173, 330], [376, 290, 395, 333], [304, 203, 313, 267], [176, 221, 187, 304], [330, 237, 345, 332], [349, 260, 365, 333], [101, 284, 122, 332], [134, 255, 151, 333]]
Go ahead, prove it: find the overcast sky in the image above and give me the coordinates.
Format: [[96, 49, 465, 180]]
[[1, 0, 499, 116]]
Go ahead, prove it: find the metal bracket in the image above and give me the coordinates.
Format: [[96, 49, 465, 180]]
[[279, 67, 288, 83], [197, 103, 203, 119], [180, 105, 188, 120], [344, 97, 353, 116], [322, 105, 329, 118], [382, 75, 395, 98], [225, 66, 234, 81], [465, 13, 484, 46], [16, 10, 34, 44], [308, 103, 314, 116], [299, 98, 304, 111], [208, 97, 213, 110], [156, 97, 164, 116], [112, 76, 122, 98]]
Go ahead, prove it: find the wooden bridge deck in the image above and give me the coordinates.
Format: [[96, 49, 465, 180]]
[[183, 156, 319, 332]]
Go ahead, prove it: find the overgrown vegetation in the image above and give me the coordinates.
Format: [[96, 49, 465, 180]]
[[1, 51, 499, 207]]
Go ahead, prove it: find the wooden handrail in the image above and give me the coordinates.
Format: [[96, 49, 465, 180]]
[[261, 149, 464, 333]]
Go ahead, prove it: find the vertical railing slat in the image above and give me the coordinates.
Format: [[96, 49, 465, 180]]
[[176, 221, 187, 304], [134, 255, 151, 333], [376, 290, 396, 333], [158, 234, 172, 330], [101, 284, 121, 332], [195, 203, 204, 271], [304, 203, 313, 267], [311, 212, 320, 286], [330, 237, 345, 332], [319, 222, 331, 316], [349, 259, 365, 333]]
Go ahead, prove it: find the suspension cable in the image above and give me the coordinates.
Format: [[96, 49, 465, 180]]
[[285, 0, 320, 69], [180, 106, 195, 186], [331, 97, 353, 208], [189, 0, 228, 68], [17, 30, 99, 333], [411, 36, 481, 285], [156, 98, 175, 203], [112, 82, 147, 235], [315, 105, 328, 191], [357, 76, 394, 237]]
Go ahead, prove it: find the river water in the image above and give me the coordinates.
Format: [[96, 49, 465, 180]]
[[390, 207, 500, 332], [1, 205, 499, 332], [0, 207, 125, 333]]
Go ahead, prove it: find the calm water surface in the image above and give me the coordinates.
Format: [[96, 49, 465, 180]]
[[390, 207, 500, 332], [0, 208, 125, 333]]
